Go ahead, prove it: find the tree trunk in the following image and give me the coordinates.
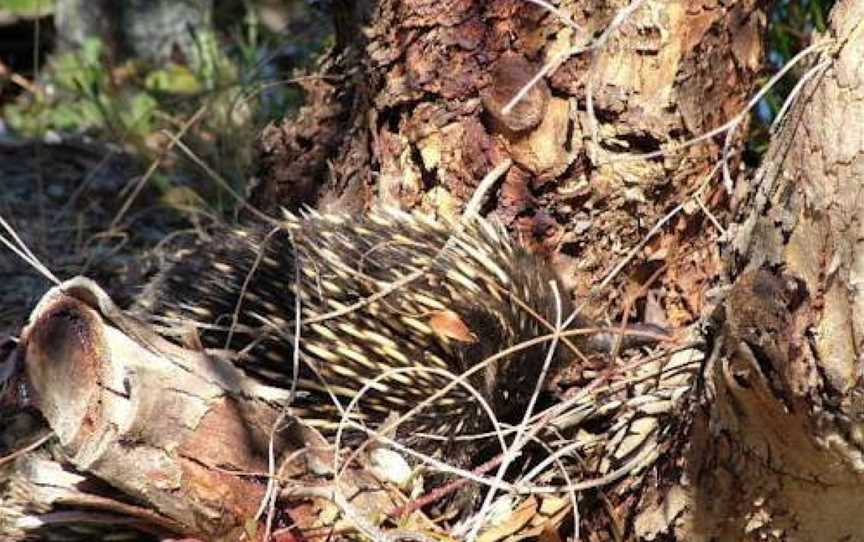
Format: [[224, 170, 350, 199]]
[[688, 1, 864, 539], [6, 0, 864, 541], [255, 0, 767, 323], [55, 0, 214, 66]]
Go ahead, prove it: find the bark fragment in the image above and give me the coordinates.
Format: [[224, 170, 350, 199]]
[[16, 278, 291, 538]]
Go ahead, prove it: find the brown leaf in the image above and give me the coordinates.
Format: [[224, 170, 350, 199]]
[[429, 310, 478, 343]]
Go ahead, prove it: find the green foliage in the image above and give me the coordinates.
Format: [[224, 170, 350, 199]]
[[0, 0, 54, 17], [145, 64, 205, 95], [1, 1, 331, 211], [769, 0, 829, 65], [748, 0, 836, 158], [4, 38, 158, 138]]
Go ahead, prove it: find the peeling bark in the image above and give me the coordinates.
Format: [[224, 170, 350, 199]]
[[687, 2, 864, 539], [3, 278, 395, 539], [13, 279, 289, 538], [255, 0, 767, 327]]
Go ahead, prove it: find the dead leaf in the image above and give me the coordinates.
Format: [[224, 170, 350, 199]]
[[477, 496, 538, 542], [429, 310, 478, 343]]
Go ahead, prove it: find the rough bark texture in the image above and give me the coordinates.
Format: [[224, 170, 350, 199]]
[[4, 278, 394, 539], [685, 2, 864, 539], [252, 1, 376, 215], [256, 0, 767, 327]]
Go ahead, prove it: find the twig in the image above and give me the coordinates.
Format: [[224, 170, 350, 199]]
[[111, 104, 209, 229], [387, 455, 505, 518], [256, 230, 304, 541], [0, 432, 53, 467], [770, 58, 832, 133]]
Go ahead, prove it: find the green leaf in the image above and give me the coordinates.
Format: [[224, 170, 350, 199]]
[[144, 64, 203, 95], [0, 0, 54, 17], [118, 92, 158, 132]]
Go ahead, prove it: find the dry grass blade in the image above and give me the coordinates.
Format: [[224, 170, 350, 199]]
[[0, 433, 53, 468], [0, 213, 60, 286], [110, 104, 209, 230]]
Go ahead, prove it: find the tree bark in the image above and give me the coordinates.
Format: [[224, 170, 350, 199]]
[[8, 0, 864, 541], [687, 1, 864, 539], [255, 0, 767, 324], [3, 278, 395, 540]]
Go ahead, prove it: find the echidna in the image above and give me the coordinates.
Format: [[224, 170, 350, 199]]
[[138, 209, 589, 458]]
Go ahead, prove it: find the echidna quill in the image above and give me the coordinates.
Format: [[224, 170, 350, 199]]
[[138, 209, 658, 459]]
